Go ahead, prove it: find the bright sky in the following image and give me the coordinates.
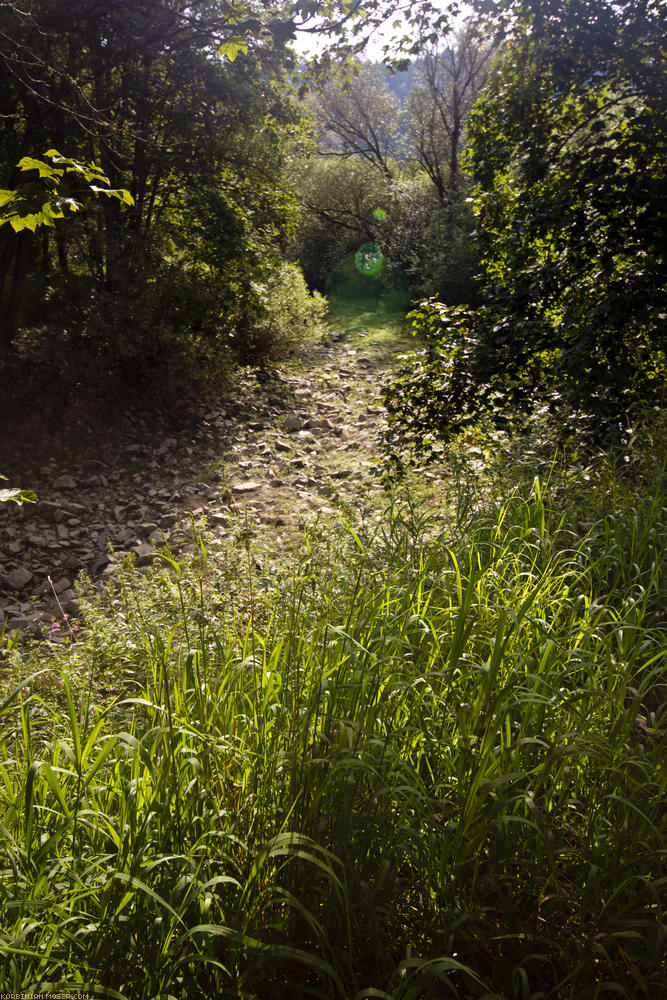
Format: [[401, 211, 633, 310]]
[[292, 1, 465, 64]]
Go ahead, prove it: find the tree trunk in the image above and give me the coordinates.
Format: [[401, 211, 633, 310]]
[[55, 226, 69, 276], [0, 231, 31, 356]]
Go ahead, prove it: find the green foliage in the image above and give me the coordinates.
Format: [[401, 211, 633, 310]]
[[326, 251, 412, 320], [293, 46, 483, 307], [384, 0, 667, 455], [478, 0, 667, 405], [1, 416, 666, 996], [292, 156, 391, 290], [294, 157, 476, 308], [219, 36, 250, 62], [240, 260, 328, 360], [0, 0, 304, 377], [382, 300, 488, 463], [404, 195, 480, 304], [0, 148, 135, 353], [466, 5, 667, 419], [0, 150, 133, 233]]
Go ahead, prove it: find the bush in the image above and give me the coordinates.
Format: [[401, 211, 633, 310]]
[[4, 265, 232, 407], [239, 260, 327, 361]]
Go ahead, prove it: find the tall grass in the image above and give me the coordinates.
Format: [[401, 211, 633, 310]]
[[0, 426, 665, 998]]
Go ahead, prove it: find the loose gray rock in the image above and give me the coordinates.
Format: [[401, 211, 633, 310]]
[[5, 567, 34, 590], [156, 438, 178, 456], [91, 555, 111, 574], [58, 590, 79, 614], [133, 543, 155, 566], [53, 475, 77, 490], [232, 481, 262, 495], [6, 615, 33, 633], [34, 500, 64, 522], [304, 417, 333, 432], [283, 415, 303, 432], [63, 502, 86, 515]]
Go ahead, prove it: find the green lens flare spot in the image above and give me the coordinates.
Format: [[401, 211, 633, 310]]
[[373, 208, 388, 221], [355, 243, 383, 276]]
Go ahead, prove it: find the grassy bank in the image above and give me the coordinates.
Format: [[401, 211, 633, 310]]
[[0, 417, 665, 998]]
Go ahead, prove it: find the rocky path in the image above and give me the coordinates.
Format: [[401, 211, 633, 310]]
[[0, 326, 406, 639]]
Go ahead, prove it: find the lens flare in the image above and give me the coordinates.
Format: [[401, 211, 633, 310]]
[[355, 243, 383, 276], [373, 208, 388, 221]]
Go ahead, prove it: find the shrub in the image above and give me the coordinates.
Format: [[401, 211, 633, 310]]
[[240, 260, 327, 361]]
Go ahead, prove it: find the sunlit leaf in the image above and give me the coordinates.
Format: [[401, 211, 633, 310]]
[[17, 156, 56, 178], [219, 37, 249, 62]]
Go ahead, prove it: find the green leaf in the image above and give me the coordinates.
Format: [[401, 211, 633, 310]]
[[0, 488, 27, 502], [55, 196, 81, 213], [17, 156, 58, 179], [219, 37, 248, 62], [89, 185, 135, 206]]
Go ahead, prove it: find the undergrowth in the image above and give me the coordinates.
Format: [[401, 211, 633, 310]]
[[0, 416, 665, 998]]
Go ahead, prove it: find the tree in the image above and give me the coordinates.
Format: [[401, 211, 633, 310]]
[[292, 152, 443, 296], [383, 0, 667, 456], [407, 20, 497, 200], [294, 156, 390, 288], [0, 0, 304, 368], [0, 150, 133, 353], [312, 63, 404, 179], [466, 0, 667, 422]]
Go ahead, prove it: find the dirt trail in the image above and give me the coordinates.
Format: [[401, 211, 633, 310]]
[[0, 325, 407, 638]]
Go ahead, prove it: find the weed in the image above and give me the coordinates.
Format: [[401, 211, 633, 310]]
[[0, 418, 665, 997]]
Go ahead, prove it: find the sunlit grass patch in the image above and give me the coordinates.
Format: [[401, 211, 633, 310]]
[[0, 419, 665, 997]]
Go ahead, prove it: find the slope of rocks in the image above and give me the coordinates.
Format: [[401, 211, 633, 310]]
[[0, 328, 404, 639]]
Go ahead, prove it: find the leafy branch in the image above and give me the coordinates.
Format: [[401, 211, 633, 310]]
[[0, 149, 134, 234]]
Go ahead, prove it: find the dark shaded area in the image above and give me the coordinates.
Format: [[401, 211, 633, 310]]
[[325, 252, 412, 320]]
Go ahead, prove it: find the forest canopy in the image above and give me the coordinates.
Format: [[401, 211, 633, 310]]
[[1, 0, 665, 447]]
